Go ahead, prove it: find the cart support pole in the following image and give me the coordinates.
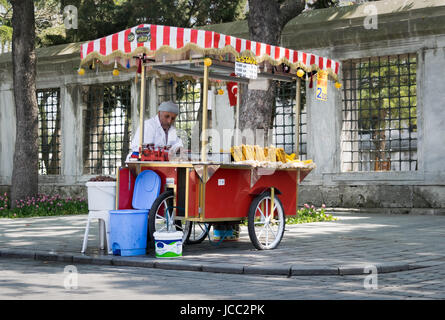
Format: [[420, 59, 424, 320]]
[[271, 187, 275, 219], [115, 166, 120, 210], [295, 77, 301, 160], [139, 62, 146, 160], [235, 83, 240, 145], [201, 61, 210, 162]]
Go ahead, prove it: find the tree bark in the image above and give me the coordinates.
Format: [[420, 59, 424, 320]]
[[82, 85, 105, 174], [240, 0, 305, 142], [10, 0, 39, 207]]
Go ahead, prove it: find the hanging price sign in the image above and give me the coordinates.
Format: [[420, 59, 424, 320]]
[[315, 70, 328, 101], [235, 56, 258, 79]]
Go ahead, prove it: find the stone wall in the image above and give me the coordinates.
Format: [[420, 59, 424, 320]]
[[0, 43, 145, 198], [1, 0, 445, 213], [201, 0, 445, 213]]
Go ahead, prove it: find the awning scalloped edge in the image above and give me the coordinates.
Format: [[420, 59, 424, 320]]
[[80, 43, 340, 82]]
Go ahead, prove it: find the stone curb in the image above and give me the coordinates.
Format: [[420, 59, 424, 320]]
[[244, 265, 291, 276], [0, 248, 425, 277], [202, 262, 244, 274], [291, 265, 339, 276]]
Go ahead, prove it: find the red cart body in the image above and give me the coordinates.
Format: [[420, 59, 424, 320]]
[[126, 162, 311, 222]]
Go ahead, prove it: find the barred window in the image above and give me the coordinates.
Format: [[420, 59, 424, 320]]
[[273, 81, 307, 160], [37, 88, 61, 175], [83, 83, 132, 175], [342, 54, 417, 172], [157, 79, 201, 150]]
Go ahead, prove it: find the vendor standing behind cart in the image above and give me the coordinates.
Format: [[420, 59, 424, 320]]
[[128, 101, 183, 160]]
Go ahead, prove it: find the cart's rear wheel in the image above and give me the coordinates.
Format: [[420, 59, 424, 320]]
[[186, 222, 210, 244], [248, 191, 285, 250], [148, 190, 189, 247]]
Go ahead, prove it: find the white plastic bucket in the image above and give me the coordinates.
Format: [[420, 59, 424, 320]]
[[86, 181, 116, 211], [153, 231, 183, 258]]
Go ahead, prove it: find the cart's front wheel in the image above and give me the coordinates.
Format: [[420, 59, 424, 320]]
[[248, 191, 285, 250], [148, 190, 189, 247]]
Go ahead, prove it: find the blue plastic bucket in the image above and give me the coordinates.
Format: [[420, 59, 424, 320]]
[[212, 224, 240, 242], [109, 210, 148, 256]]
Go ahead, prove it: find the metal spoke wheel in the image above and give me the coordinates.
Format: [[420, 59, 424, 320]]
[[186, 222, 210, 244], [248, 191, 285, 250], [148, 190, 190, 248]]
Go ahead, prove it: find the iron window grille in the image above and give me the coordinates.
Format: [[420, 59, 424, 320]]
[[273, 81, 307, 160], [37, 88, 61, 175], [83, 83, 132, 175], [341, 54, 417, 172]]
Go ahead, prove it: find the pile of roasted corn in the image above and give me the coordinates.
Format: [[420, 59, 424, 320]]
[[230, 145, 315, 169]]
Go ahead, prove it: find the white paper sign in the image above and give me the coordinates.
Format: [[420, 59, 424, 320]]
[[235, 56, 258, 79], [235, 61, 258, 79]]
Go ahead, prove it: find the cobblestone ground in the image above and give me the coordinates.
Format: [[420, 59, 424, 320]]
[[1, 212, 444, 302], [1, 213, 445, 270], [0, 257, 444, 300]]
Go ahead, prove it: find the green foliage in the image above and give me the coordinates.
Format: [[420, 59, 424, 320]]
[[1, 0, 346, 48], [308, 0, 339, 9], [241, 203, 337, 226], [307, 0, 379, 9], [63, 0, 123, 42], [0, 0, 11, 22], [0, 0, 12, 51], [62, 0, 246, 43], [2, 0, 247, 47], [286, 204, 337, 224], [355, 55, 417, 133], [0, 192, 88, 218], [0, 25, 11, 49], [119, 0, 246, 28], [1, 0, 68, 48]]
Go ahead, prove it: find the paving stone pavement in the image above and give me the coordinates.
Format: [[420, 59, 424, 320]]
[[1, 212, 445, 277], [1, 257, 445, 300]]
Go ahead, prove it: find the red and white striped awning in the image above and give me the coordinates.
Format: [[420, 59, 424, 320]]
[[80, 24, 340, 81]]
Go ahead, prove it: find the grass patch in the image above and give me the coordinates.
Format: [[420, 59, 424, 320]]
[[0, 192, 88, 219], [287, 204, 338, 224], [240, 204, 337, 226]]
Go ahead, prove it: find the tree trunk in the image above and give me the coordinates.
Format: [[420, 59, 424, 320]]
[[240, 0, 305, 142], [10, 0, 39, 207], [239, 80, 276, 145], [373, 108, 390, 171], [82, 85, 105, 174]]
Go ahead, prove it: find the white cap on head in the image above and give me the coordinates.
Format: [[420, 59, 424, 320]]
[[158, 101, 179, 114]]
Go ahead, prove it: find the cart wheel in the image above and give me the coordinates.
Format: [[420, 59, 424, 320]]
[[148, 190, 189, 247], [186, 222, 210, 244], [248, 191, 285, 250]]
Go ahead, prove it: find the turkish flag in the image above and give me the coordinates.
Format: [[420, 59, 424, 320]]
[[226, 73, 238, 107], [227, 82, 238, 107]]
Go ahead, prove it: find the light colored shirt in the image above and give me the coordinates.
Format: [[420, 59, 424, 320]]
[[130, 114, 183, 153]]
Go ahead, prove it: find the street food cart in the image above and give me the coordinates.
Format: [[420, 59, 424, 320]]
[[79, 24, 340, 250]]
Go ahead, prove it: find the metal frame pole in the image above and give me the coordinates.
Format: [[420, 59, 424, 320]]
[[201, 61, 210, 162], [295, 77, 301, 159], [139, 62, 146, 159], [235, 83, 240, 145]]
